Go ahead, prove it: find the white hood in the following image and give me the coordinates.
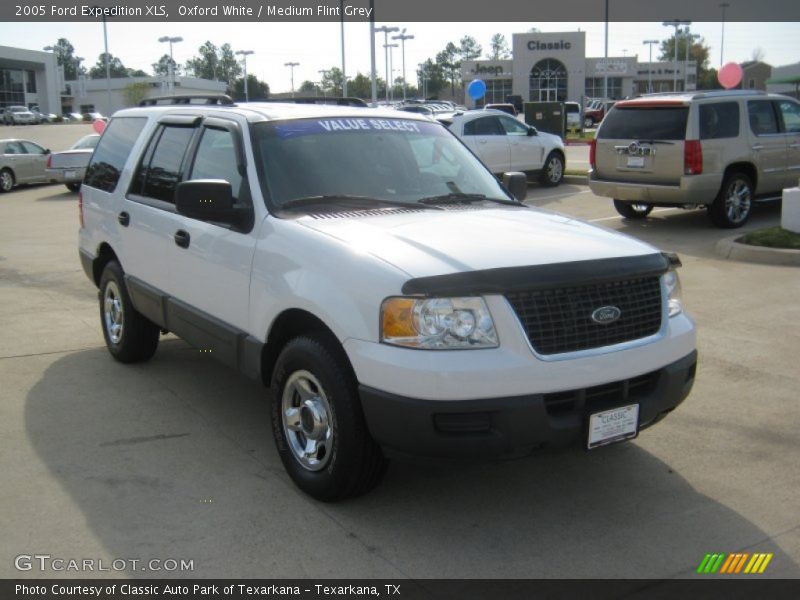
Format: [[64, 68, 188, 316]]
[[297, 206, 657, 279]]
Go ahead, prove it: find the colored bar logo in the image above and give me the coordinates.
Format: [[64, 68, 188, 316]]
[[696, 552, 773, 574]]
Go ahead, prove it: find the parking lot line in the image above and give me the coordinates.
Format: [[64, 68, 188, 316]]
[[589, 208, 682, 223]]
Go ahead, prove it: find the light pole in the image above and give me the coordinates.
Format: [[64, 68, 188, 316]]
[[384, 43, 398, 101], [683, 27, 696, 91], [643, 40, 659, 93], [284, 62, 299, 97], [375, 26, 399, 103], [235, 50, 254, 101], [369, 0, 376, 103], [392, 29, 414, 101], [158, 36, 183, 95], [663, 21, 691, 91], [603, 0, 609, 100], [339, 0, 347, 96], [719, 2, 730, 67]]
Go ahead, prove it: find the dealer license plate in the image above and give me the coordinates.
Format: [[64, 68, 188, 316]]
[[587, 404, 639, 450], [626, 156, 645, 168], [65, 170, 78, 180]]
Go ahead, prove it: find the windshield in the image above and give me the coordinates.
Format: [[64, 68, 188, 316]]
[[252, 116, 511, 207], [72, 135, 100, 150]]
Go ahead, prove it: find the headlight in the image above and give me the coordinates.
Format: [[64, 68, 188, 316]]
[[663, 270, 683, 317], [381, 296, 498, 349]]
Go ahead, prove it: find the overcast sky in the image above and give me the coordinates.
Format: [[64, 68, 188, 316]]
[[2, 21, 798, 92]]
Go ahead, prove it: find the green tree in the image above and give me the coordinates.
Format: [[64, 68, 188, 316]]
[[320, 67, 344, 95], [418, 59, 446, 98], [152, 53, 181, 77], [659, 34, 718, 89], [347, 72, 373, 98], [185, 41, 220, 80], [51, 38, 86, 80], [299, 80, 320, 94], [436, 42, 461, 96], [459, 35, 482, 61], [488, 34, 511, 60], [89, 53, 129, 78], [122, 81, 151, 106], [232, 75, 270, 101], [128, 69, 149, 77], [217, 44, 243, 89]]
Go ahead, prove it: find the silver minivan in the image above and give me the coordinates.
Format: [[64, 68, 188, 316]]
[[589, 90, 800, 227]]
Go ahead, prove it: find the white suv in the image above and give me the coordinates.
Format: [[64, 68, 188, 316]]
[[79, 95, 697, 501]]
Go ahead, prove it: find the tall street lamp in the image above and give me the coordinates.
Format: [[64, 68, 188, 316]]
[[643, 40, 659, 93], [384, 43, 398, 101], [683, 27, 697, 91], [339, 0, 347, 96], [719, 2, 730, 67], [284, 62, 299, 97], [235, 49, 254, 101], [158, 36, 183, 95], [663, 20, 691, 91], [375, 26, 399, 103], [392, 29, 414, 101]]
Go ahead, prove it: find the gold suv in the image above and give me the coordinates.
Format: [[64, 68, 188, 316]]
[[589, 90, 800, 228]]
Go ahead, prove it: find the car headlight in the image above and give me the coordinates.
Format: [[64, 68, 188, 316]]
[[380, 297, 499, 349], [663, 270, 683, 317]]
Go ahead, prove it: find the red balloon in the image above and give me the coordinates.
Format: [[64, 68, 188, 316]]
[[92, 119, 106, 134], [718, 62, 743, 89]]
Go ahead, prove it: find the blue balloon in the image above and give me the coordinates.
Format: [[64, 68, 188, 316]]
[[467, 79, 486, 100]]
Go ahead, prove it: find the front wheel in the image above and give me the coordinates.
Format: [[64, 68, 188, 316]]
[[613, 200, 653, 219], [708, 172, 753, 228], [0, 168, 15, 193], [99, 261, 160, 363], [66, 182, 81, 192], [271, 335, 386, 501], [540, 152, 564, 187]]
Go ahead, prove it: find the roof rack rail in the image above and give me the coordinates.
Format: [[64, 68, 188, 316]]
[[138, 94, 235, 107], [262, 96, 368, 107]]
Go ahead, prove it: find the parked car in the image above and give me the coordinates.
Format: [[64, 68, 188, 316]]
[[0, 139, 54, 192], [439, 109, 565, 186], [484, 103, 518, 116], [64, 113, 84, 123], [46, 133, 100, 192], [3, 106, 36, 126], [78, 96, 695, 501], [565, 101, 582, 130], [30, 110, 52, 124], [584, 100, 616, 128], [82, 112, 105, 122], [588, 90, 800, 227]]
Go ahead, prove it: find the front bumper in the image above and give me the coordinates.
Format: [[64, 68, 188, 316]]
[[360, 351, 697, 458], [589, 171, 721, 206]]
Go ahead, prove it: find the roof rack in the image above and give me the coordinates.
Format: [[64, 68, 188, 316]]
[[261, 96, 368, 107], [139, 95, 235, 107]]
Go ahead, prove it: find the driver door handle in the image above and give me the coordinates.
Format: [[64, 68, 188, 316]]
[[174, 230, 190, 249], [117, 211, 130, 227]]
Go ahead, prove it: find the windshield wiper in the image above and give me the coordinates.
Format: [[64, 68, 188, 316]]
[[279, 195, 442, 211], [417, 193, 522, 207]]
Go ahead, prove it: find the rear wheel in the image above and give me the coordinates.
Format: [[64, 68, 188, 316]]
[[271, 335, 387, 501], [584, 116, 595, 128], [0, 168, 15, 193], [709, 172, 753, 228], [539, 152, 564, 187], [613, 199, 653, 219], [99, 261, 160, 363], [66, 182, 81, 192]]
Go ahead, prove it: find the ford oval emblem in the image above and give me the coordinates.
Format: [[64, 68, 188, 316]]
[[591, 306, 622, 324]]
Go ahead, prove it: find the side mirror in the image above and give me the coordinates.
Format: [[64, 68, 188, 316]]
[[527, 126, 538, 136], [44, 149, 50, 154], [502, 172, 528, 201], [176, 179, 248, 227]]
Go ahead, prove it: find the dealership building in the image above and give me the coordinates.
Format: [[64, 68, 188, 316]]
[[461, 31, 697, 107], [0, 45, 61, 113]]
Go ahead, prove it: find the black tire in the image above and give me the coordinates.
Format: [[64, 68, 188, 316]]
[[98, 261, 160, 363], [271, 335, 387, 501], [66, 182, 81, 192], [708, 172, 754, 228], [613, 199, 654, 219], [539, 152, 564, 187], [584, 116, 595, 128], [0, 168, 15, 193]]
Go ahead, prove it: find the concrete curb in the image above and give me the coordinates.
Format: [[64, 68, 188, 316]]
[[716, 235, 800, 266], [563, 174, 589, 186]]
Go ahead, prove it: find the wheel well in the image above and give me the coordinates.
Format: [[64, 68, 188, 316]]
[[261, 309, 354, 387], [0, 166, 14, 178], [92, 243, 119, 287], [723, 162, 758, 192]]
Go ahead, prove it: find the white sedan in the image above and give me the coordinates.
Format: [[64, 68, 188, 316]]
[[438, 110, 565, 186]]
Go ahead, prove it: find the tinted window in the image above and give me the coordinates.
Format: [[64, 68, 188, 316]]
[[4, 142, 24, 155], [136, 125, 195, 203], [778, 100, 800, 133], [84, 117, 147, 193], [699, 102, 740, 140], [598, 107, 689, 140], [188, 127, 242, 200], [20, 141, 45, 154], [464, 116, 504, 136], [748, 100, 779, 135]]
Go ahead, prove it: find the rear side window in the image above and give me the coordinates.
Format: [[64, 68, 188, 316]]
[[464, 116, 504, 136], [598, 107, 689, 140], [132, 125, 195, 203], [778, 100, 800, 133], [699, 102, 740, 139], [747, 100, 779, 135], [84, 117, 147, 193]]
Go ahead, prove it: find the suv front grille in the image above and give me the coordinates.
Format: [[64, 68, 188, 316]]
[[506, 277, 663, 355]]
